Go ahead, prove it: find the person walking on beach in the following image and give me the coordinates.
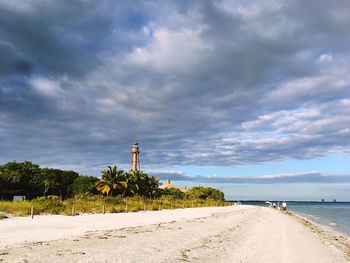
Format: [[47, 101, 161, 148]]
[[282, 201, 287, 211]]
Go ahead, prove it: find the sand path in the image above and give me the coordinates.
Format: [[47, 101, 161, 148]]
[[0, 205, 348, 263]]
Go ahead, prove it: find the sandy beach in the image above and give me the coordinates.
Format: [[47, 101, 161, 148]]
[[0, 205, 349, 263]]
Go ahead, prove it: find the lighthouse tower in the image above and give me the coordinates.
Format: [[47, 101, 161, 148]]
[[131, 140, 140, 171]]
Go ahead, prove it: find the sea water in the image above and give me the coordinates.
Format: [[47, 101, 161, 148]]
[[288, 202, 350, 237], [240, 201, 350, 237]]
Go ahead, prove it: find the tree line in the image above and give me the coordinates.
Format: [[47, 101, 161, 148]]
[[0, 161, 224, 201]]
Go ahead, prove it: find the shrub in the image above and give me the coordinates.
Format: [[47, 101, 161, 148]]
[[72, 176, 99, 195], [158, 188, 185, 199], [186, 186, 224, 201], [32, 195, 64, 214]]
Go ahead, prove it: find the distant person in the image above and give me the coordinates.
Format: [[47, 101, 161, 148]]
[[272, 202, 276, 208], [282, 201, 287, 211]]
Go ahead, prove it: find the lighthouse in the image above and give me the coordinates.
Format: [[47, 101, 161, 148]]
[[131, 140, 140, 171]]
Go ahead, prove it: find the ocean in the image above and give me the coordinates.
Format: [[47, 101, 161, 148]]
[[239, 201, 350, 237]]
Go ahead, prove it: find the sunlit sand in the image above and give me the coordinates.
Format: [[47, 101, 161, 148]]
[[0, 205, 349, 263]]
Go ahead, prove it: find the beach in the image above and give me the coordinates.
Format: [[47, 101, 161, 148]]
[[0, 205, 349, 263]]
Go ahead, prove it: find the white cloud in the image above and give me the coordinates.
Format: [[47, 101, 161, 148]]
[[260, 171, 321, 179], [231, 99, 350, 162], [215, 0, 283, 18], [318, 53, 333, 62], [264, 73, 349, 105], [127, 27, 212, 72], [30, 77, 62, 96]]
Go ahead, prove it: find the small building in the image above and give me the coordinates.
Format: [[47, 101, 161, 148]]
[[0, 189, 27, 201], [160, 179, 188, 192]]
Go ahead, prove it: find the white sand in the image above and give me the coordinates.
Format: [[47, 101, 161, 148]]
[[0, 205, 349, 263]]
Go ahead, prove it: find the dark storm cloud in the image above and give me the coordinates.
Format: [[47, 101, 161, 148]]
[[0, 1, 117, 77], [0, 0, 349, 174], [0, 43, 33, 76], [0, 0, 165, 77]]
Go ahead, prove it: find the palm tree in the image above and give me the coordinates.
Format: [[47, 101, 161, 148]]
[[147, 175, 160, 197], [124, 171, 140, 196], [96, 166, 127, 196], [125, 170, 159, 197]]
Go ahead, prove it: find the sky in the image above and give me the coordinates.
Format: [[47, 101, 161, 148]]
[[0, 0, 350, 200]]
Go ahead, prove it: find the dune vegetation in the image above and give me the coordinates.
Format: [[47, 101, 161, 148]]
[[0, 195, 229, 217], [0, 161, 229, 217]]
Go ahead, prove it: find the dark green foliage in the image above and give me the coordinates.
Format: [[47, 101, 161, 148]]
[[0, 161, 40, 196], [35, 168, 79, 198], [158, 188, 185, 199], [1, 162, 225, 202], [72, 176, 99, 195], [124, 170, 159, 197], [186, 186, 225, 201], [0, 161, 79, 199], [95, 166, 159, 198], [96, 166, 128, 196], [0, 174, 5, 192]]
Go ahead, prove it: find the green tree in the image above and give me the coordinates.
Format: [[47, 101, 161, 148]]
[[0, 161, 81, 199], [158, 188, 185, 199], [34, 168, 79, 199], [0, 161, 41, 197], [59, 170, 79, 199], [34, 168, 59, 197], [186, 186, 224, 201], [146, 175, 160, 197], [96, 166, 159, 197], [124, 170, 159, 197], [96, 166, 127, 196], [72, 175, 99, 195]]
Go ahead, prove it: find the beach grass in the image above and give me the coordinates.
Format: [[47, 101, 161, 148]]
[[0, 201, 33, 216], [0, 196, 230, 217]]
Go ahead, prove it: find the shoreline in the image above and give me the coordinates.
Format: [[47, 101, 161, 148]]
[[287, 210, 350, 260], [1, 205, 349, 262], [242, 201, 350, 238], [287, 206, 350, 237]]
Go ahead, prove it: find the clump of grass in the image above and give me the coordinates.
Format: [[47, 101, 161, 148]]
[[0, 212, 8, 220], [32, 196, 65, 215]]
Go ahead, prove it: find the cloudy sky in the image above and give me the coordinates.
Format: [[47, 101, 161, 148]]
[[1, 0, 349, 199]]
